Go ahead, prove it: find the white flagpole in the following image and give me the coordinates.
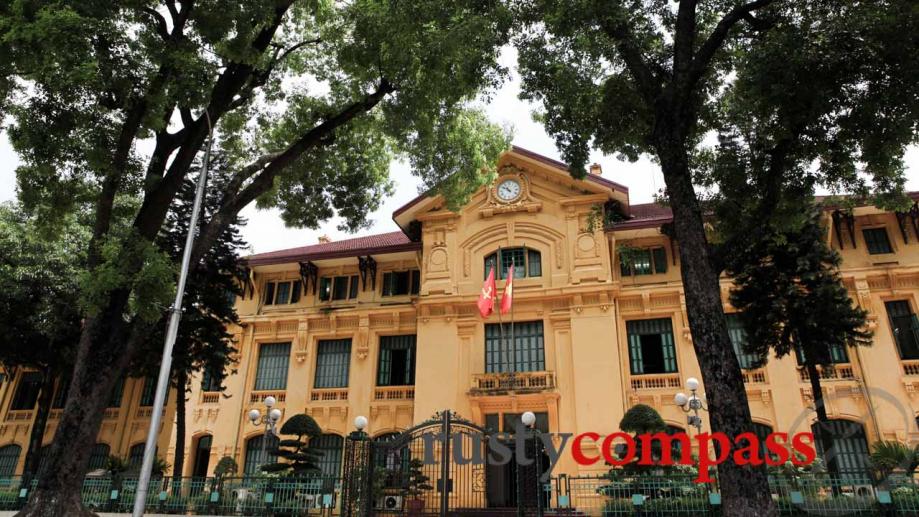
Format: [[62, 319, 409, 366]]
[[132, 113, 213, 517]]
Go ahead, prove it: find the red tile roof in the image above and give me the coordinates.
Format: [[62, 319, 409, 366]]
[[246, 231, 420, 266], [509, 146, 631, 194], [612, 202, 673, 230]]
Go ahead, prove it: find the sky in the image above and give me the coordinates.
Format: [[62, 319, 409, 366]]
[[2, 48, 918, 254]]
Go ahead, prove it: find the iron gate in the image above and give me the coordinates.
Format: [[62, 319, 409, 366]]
[[341, 410, 495, 516]]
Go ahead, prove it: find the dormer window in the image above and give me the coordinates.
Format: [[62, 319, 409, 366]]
[[484, 248, 541, 279], [264, 280, 302, 305], [619, 247, 667, 276]]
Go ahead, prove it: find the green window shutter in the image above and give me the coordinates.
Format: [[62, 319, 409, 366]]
[[275, 282, 291, 304], [0, 445, 21, 477], [264, 282, 275, 305], [527, 249, 542, 277], [315, 339, 351, 388], [410, 269, 421, 294], [290, 281, 302, 303], [254, 343, 291, 391], [886, 301, 919, 359], [319, 277, 332, 301], [726, 314, 757, 369], [652, 247, 667, 274], [88, 443, 110, 471], [349, 275, 359, 299], [139, 377, 156, 406], [377, 345, 391, 385], [485, 322, 544, 372], [627, 333, 644, 374], [52, 376, 69, 409], [661, 330, 677, 373], [829, 343, 849, 364]]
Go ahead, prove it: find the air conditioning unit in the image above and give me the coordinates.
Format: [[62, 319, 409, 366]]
[[376, 495, 403, 511]]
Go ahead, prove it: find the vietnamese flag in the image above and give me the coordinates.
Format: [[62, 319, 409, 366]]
[[500, 265, 514, 315], [478, 266, 496, 317]]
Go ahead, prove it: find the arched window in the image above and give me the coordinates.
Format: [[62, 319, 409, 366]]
[[484, 248, 541, 280], [0, 444, 21, 478], [128, 443, 146, 468], [310, 434, 344, 477], [244, 433, 279, 476], [88, 443, 111, 471], [192, 435, 213, 478], [811, 419, 870, 480]]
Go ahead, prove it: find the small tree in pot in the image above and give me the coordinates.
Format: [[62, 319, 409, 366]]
[[401, 458, 433, 515]]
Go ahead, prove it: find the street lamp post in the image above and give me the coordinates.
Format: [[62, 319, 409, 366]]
[[521, 411, 544, 517], [248, 396, 283, 467], [674, 377, 707, 433]]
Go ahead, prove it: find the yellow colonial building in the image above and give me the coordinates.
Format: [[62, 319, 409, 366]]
[[2, 146, 919, 500]]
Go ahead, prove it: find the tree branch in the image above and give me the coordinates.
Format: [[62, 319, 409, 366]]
[[189, 80, 396, 267], [138, 7, 170, 41], [687, 0, 780, 90], [673, 0, 699, 87], [598, 16, 662, 106]]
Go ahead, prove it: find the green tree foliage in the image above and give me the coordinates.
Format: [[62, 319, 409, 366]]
[[727, 208, 872, 481], [514, 2, 918, 512], [0, 203, 87, 486], [2, 2, 512, 512], [261, 414, 323, 476], [619, 404, 666, 435]]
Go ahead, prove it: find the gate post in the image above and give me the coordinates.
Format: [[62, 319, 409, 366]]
[[341, 428, 373, 517]]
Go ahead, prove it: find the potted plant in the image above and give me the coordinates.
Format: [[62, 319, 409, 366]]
[[402, 458, 432, 515]]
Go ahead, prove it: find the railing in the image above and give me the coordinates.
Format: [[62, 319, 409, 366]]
[[629, 373, 681, 391], [742, 368, 767, 384], [798, 364, 855, 382], [470, 371, 556, 394], [249, 391, 286, 404], [373, 386, 415, 401], [103, 408, 120, 420], [561, 472, 902, 516], [0, 475, 342, 514], [200, 392, 220, 404], [4, 410, 33, 422], [903, 359, 919, 376], [310, 388, 349, 402]]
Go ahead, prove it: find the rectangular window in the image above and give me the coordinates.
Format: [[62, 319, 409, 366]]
[[795, 342, 849, 365], [377, 335, 416, 386], [626, 318, 678, 374], [620, 247, 668, 276], [382, 271, 420, 296], [485, 321, 545, 373], [264, 281, 301, 305], [315, 339, 351, 388], [863, 228, 893, 255], [726, 314, 759, 369], [484, 248, 542, 280], [201, 367, 222, 392], [254, 342, 291, 391], [139, 377, 156, 407], [10, 372, 42, 410], [886, 300, 919, 360], [52, 377, 69, 409], [320, 276, 358, 301]]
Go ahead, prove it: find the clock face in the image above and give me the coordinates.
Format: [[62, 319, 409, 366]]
[[496, 178, 522, 201]]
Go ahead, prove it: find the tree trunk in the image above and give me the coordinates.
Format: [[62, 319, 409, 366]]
[[172, 370, 188, 486], [658, 150, 776, 517], [19, 369, 55, 490], [16, 293, 139, 517], [806, 361, 841, 484]]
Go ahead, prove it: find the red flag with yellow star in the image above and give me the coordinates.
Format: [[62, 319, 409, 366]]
[[500, 265, 514, 314], [478, 266, 496, 317]]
